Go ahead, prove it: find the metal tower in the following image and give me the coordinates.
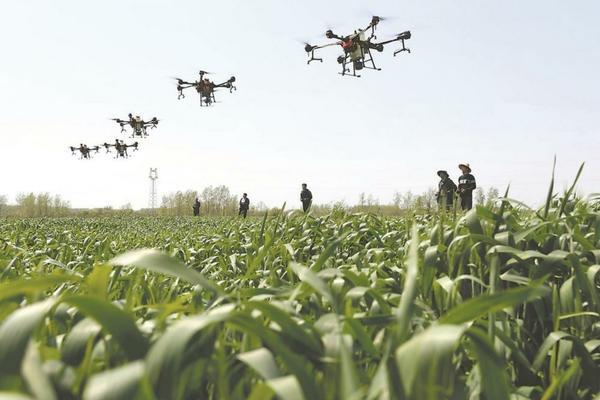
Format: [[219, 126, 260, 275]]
[[149, 168, 158, 209]]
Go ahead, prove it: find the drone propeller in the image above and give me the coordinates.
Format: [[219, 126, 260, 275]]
[[370, 14, 395, 22], [359, 8, 396, 22]]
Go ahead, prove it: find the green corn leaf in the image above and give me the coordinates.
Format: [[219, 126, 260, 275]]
[[109, 249, 222, 295], [0, 298, 57, 374]]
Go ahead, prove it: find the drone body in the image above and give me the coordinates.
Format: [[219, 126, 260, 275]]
[[112, 113, 159, 138], [69, 144, 99, 159], [305, 16, 411, 77], [175, 70, 236, 106], [103, 139, 139, 159]]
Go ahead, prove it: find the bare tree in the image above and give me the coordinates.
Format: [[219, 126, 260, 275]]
[[475, 188, 486, 205], [0, 194, 7, 216]]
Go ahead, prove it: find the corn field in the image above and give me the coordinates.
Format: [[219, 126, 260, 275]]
[[0, 177, 599, 399]]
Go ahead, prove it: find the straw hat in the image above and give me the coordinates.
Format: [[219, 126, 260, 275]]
[[458, 163, 471, 173]]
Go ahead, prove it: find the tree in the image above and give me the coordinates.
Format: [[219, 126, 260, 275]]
[[392, 192, 402, 208], [14, 192, 70, 217], [401, 191, 414, 209], [0, 194, 7, 216], [475, 188, 486, 205], [16, 193, 36, 217], [358, 193, 367, 207], [486, 187, 500, 206]]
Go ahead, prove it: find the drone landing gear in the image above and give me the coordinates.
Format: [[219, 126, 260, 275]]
[[361, 47, 381, 72], [308, 57, 323, 64], [393, 39, 411, 56], [200, 95, 213, 107], [338, 70, 360, 78]]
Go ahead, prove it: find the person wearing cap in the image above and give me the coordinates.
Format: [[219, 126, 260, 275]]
[[436, 170, 457, 210], [457, 163, 476, 210], [300, 183, 313, 213], [192, 198, 201, 216], [239, 193, 250, 218]]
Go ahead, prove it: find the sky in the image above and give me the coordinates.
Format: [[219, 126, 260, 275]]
[[0, 0, 598, 210]]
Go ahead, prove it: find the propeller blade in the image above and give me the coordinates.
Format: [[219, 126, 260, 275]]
[[359, 8, 396, 21]]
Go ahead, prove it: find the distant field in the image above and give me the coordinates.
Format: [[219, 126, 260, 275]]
[[0, 199, 599, 399]]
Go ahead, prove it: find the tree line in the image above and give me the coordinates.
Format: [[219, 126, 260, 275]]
[[0, 193, 71, 217], [0, 186, 500, 217]]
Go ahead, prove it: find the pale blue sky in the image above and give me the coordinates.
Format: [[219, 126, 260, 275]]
[[0, 0, 598, 209]]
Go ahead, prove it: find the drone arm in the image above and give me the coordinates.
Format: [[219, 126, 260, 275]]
[[214, 80, 236, 93], [214, 81, 232, 89], [376, 31, 411, 46], [306, 42, 341, 64], [375, 37, 401, 46], [315, 42, 341, 50]]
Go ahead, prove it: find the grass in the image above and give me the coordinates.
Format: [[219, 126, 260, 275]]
[[0, 178, 599, 399]]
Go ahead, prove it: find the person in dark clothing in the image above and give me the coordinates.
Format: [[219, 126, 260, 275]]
[[457, 163, 476, 210], [192, 198, 201, 216], [436, 170, 457, 210], [300, 183, 313, 213], [239, 193, 250, 218]]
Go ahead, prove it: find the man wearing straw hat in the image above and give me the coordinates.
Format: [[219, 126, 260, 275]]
[[457, 163, 477, 210], [436, 170, 457, 210]]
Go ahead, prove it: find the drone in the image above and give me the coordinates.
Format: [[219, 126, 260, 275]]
[[304, 16, 411, 77], [102, 139, 139, 159], [174, 70, 236, 106], [69, 144, 99, 159], [111, 113, 159, 138]]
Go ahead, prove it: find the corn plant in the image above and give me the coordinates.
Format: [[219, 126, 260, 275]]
[[0, 169, 598, 399]]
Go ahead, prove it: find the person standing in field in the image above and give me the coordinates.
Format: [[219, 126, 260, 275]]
[[192, 198, 201, 216], [457, 163, 476, 210], [436, 170, 457, 210], [239, 193, 250, 218], [300, 183, 313, 213]]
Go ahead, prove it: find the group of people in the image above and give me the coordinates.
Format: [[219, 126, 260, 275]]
[[191, 184, 313, 218], [436, 163, 477, 210], [190, 167, 476, 217]]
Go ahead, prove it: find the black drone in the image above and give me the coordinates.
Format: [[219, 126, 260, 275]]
[[174, 70, 236, 106], [111, 113, 159, 138], [102, 139, 139, 159], [304, 16, 411, 77], [69, 144, 99, 159]]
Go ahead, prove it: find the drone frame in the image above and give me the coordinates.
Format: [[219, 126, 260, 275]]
[[102, 140, 139, 159], [112, 116, 158, 138], [70, 145, 99, 160], [176, 71, 236, 107], [305, 17, 411, 78]]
